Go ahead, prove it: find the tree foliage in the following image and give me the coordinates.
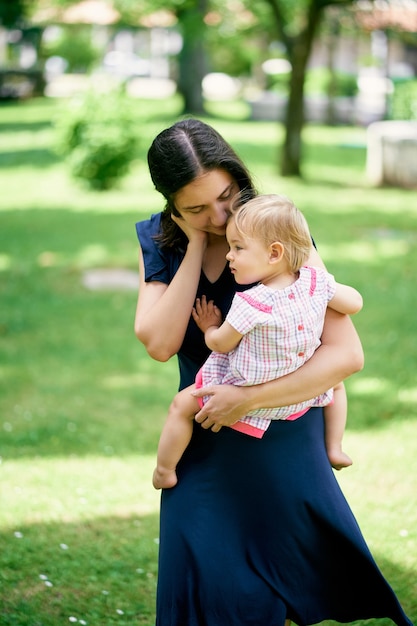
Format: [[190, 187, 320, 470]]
[[0, 0, 29, 27], [18, 0, 410, 177], [256, 0, 356, 176]]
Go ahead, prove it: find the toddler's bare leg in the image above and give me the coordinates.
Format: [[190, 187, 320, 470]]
[[153, 384, 201, 489], [324, 382, 352, 471]]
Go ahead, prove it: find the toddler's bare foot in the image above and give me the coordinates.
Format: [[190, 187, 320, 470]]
[[152, 466, 178, 490], [327, 449, 353, 471]]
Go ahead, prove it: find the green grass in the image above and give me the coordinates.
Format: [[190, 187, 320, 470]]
[[1, 96, 416, 625]]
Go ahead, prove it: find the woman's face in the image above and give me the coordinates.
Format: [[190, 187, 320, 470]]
[[173, 169, 239, 236]]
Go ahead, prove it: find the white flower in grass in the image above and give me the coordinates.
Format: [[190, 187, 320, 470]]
[[60, 543, 69, 550], [14, 531, 23, 539], [102, 590, 109, 596], [39, 574, 48, 580], [69, 617, 78, 623], [116, 609, 124, 615], [79, 620, 87, 625], [45, 580, 53, 587]]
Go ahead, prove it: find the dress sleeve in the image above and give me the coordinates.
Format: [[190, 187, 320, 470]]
[[136, 213, 171, 284], [315, 267, 337, 302], [226, 289, 272, 335], [325, 271, 337, 301], [304, 266, 337, 302]]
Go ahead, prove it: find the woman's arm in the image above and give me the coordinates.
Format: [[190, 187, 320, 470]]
[[311, 247, 362, 316], [194, 309, 364, 431], [135, 231, 206, 361]]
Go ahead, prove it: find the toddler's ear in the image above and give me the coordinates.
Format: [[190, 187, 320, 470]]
[[269, 241, 284, 263]]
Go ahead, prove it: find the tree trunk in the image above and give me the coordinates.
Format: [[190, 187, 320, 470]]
[[325, 13, 340, 126], [281, 43, 307, 176], [177, 0, 208, 115], [280, 1, 323, 177]]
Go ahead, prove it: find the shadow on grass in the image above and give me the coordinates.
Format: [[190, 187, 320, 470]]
[[0, 512, 159, 626], [0, 511, 415, 626], [0, 148, 60, 168], [0, 120, 53, 133], [1, 205, 416, 464]]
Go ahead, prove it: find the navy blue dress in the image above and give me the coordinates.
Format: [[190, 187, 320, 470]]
[[136, 214, 412, 626]]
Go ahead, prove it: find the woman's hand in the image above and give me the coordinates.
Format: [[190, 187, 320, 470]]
[[171, 214, 208, 248], [191, 309, 364, 432], [135, 216, 207, 361], [192, 384, 252, 432]]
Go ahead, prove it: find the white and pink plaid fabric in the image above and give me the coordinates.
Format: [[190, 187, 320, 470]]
[[200, 266, 336, 436]]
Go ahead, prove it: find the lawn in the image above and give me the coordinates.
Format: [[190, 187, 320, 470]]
[[1, 95, 416, 625]]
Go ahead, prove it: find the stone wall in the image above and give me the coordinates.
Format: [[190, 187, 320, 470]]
[[366, 121, 417, 189]]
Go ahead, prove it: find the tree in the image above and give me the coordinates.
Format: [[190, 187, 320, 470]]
[[0, 0, 28, 27], [176, 0, 208, 114], [34, 0, 409, 177], [114, 0, 209, 114], [262, 0, 356, 176]]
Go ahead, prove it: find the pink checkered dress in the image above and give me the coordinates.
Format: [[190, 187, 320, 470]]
[[199, 266, 336, 437]]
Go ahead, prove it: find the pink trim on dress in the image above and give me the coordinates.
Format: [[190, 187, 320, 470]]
[[236, 291, 272, 313], [195, 367, 309, 436], [308, 266, 317, 296], [195, 368, 204, 409], [286, 407, 310, 421], [230, 422, 266, 438]]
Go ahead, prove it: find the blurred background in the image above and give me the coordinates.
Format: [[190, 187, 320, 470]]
[[1, 0, 417, 185]]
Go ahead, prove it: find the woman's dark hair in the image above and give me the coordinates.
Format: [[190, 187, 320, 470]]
[[147, 118, 256, 249]]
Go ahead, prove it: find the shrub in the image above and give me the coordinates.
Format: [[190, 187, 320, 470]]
[[56, 89, 138, 190], [305, 67, 358, 98], [388, 79, 417, 121], [41, 26, 101, 73]]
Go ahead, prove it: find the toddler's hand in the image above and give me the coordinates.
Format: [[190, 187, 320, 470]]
[[192, 295, 222, 333]]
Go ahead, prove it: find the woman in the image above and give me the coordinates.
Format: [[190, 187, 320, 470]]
[[135, 118, 412, 626]]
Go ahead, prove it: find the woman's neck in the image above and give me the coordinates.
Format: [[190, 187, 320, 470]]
[[202, 236, 229, 283]]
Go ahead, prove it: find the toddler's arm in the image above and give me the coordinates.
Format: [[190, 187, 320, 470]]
[[192, 296, 243, 354], [329, 282, 363, 316]]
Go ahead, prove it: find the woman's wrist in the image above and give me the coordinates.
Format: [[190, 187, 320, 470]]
[[236, 384, 262, 415], [186, 231, 207, 253]]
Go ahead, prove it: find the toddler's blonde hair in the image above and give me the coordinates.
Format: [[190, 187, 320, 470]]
[[231, 194, 312, 273]]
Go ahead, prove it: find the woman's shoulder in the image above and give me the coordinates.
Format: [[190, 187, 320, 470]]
[[135, 212, 162, 243], [135, 212, 183, 283]]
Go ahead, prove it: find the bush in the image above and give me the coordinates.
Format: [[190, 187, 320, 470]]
[[41, 26, 101, 73], [267, 70, 290, 94], [305, 67, 358, 98], [388, 79, 417, 121], [56, 89, 138, 190]]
